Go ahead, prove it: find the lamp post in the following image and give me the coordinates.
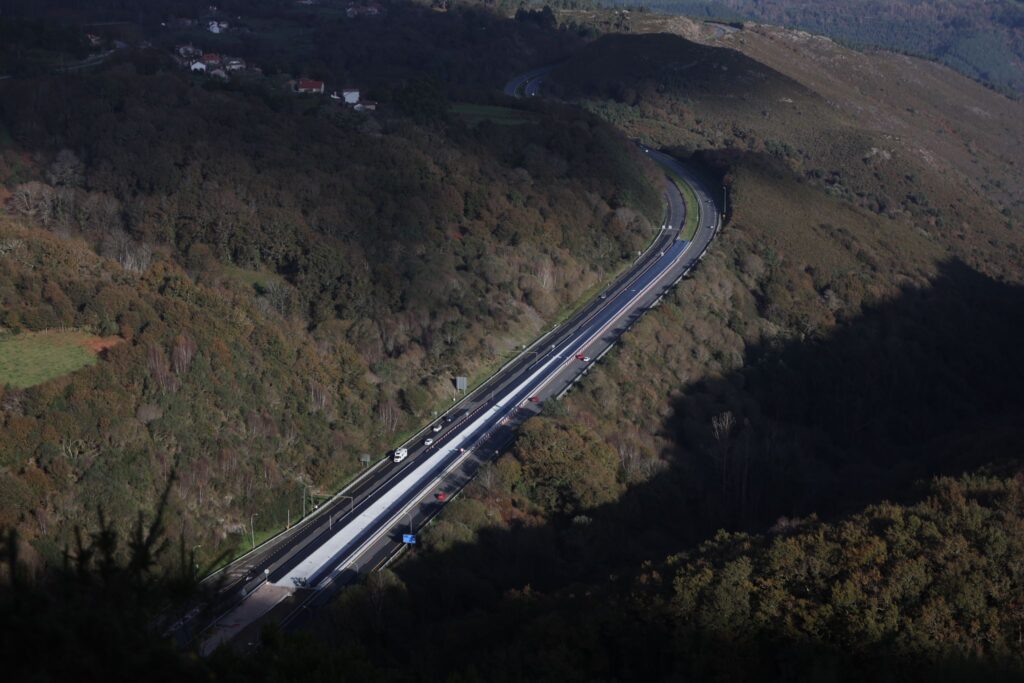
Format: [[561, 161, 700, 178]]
[[191, 545, 202, 578], [250, 514, 259, 550]]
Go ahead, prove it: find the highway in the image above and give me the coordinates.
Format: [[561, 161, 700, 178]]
[[503, 66, 553, 98], [190, 67, 722, 655]]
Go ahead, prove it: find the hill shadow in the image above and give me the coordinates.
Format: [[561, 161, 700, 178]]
[[308, 258, 1024, 679], [544, 31, 824, 109], [663, 257, 1024, 536]]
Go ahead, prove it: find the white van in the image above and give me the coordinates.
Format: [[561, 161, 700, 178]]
[[393, 447, 408, 463]]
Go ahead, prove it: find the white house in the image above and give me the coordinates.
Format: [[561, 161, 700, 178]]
[[190, 61, 207, 72], [341, 88, 360, 104], [208, 20, 229, 33]]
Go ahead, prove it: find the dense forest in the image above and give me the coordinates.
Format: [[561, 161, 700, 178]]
[[8, 464, 1024, 680], [0, 3, 662, 565], [605, 0, 1024, 96]]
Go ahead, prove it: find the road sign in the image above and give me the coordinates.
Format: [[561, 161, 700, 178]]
[[402, 534, 416, 544], [455, 376, 468, 392]]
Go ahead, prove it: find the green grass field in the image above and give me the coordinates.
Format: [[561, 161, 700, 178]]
[[0, 331, 104, 389], [222, 265, 287, 291], [450, 103, 538, 126], [670, 173, 701, 241]]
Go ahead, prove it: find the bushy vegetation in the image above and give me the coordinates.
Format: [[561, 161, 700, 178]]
[[0, 495, 212, 683], [0, 220, 380, 558]]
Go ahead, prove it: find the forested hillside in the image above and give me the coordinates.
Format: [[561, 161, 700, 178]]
[[0, 3, 661, 566], [4, 3, 1024, 681], [607, 0, 1024, 96]]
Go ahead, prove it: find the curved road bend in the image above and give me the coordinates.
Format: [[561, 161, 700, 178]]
[[503, 66, 554, 98], [194, 71, 722, 655]]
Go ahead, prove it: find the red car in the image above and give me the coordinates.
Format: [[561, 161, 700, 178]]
[[575, 354, 592, 362], [436, 491, 449, 502], [529, 396, 541, 403]]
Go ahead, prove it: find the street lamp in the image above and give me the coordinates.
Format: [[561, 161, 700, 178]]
[[192, 545, 202, 577], [250, 514, 259, 550]]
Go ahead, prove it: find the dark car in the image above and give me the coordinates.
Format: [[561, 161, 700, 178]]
[[445, 409, 468, 424]]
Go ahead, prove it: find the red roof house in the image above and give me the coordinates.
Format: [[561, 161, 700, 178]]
[[296, 78, 325, 94]]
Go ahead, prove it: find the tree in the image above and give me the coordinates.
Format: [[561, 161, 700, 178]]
[[515, 418, 622, 515], [394, 78, 448, 124], [46, 149, 84, 187], [171, 334, 198, 376], [377, 396, 401, 434]]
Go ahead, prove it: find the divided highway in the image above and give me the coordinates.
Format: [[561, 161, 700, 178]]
[[191, 67, 722, 654], [503, 66, 553, 98]]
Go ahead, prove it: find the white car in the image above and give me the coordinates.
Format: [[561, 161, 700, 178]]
[[423, 437, 434, 447], [432, 424, 443, 433], [393, 447, 408, 463]]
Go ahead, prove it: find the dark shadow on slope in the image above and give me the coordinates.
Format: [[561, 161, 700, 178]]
[[304, 258, 1024, 681], [544, 31, 825, 110], [663, 258, 1024, 536]]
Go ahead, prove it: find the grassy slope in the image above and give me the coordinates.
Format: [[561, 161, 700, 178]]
[[607, 0, 1024, 95], [547, 25, 1024, 277], [668, 171, 701, 239], [0, 330, 100, 389]]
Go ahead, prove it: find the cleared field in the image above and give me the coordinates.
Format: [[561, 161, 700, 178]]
[[222, 265, 287, 291], [450, 103, 538, 126], [0, 330, 118, 389]]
